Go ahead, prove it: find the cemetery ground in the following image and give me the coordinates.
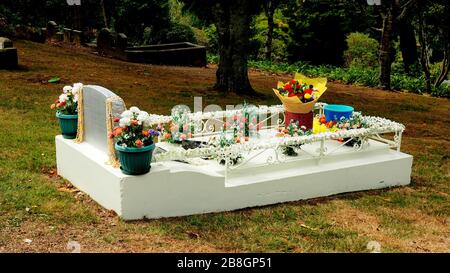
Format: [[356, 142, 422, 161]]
[[0, 40, 448, 252]]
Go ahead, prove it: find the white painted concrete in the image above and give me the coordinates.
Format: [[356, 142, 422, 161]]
[[56, 135, 413, 220]]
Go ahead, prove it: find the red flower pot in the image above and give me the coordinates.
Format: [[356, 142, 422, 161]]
[[285, 111, 313, 130]]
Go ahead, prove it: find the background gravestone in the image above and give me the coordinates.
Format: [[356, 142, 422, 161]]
[[97, 28, 114, 56], [0, 37, 18, 69], [63, 28, 72, 44], [116, 33, 128, 51], [72, 30, 82, 46], [46, 21, 58, 42]]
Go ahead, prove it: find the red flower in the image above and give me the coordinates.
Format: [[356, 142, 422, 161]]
[[290, 79, 297, 85], [142, 130, 149, 137], [304, 89, 313, 95], [288, 93, 296, 97], [114, 127, 123, 136], [113, 117, 120, 122], [135, 139, 143, 147], [108, 132, 115, 139]]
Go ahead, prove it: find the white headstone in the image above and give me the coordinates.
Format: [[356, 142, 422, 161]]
[[82, 85, 126, 155]]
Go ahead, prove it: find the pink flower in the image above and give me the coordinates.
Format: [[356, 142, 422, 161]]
[[252, 117, 257, 123], [241, 117, 247, 123], [179, 134, 187, 141], [248, 124, 254, 130], [171, 124, 179, 133]]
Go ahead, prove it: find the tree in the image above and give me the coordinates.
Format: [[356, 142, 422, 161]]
[[377, 0, 399, 90], [113, 0, 171, 44], [263, 0, 280, 61], [283, 0, 376, 66], [182, 0, 262, 94]]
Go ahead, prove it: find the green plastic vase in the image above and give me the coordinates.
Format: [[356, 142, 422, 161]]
[[56, 112, 78, 139], [115, 143, 155, 175]]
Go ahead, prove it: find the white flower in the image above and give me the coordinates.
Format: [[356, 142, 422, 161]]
[[143, 117, 152, 127], [73, 94, 79, 102], [137, 111, 149, 121], [119, 117, 131, 127], [63, 86, 72, 94], [59, 93, 68, 102], [72, 83, 83, 95], [129, 106, 140, 114], [121, 110, 133, 118]]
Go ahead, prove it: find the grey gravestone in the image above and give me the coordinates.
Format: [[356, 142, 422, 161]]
[[72, 30, 82, 46], [0, 37, 13, 49], [82, 85, 126, 155], [63, 28, 72, 44], [117, 33, 128, 50], [46, 21, 58, 42], [97, 28, 114, 55], [0, 37, 18, 69], [55, 32, 64, 42]]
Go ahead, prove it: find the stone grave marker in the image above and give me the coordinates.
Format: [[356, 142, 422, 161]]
[[0, 37, 18, 69], [82, 85, 126, 155]]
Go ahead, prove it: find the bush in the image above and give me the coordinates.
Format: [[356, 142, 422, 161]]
[[164, 22, 197, 43], [343, 32, 379, 68], [243, 60, 449, 98], [144, 22, 197, 44], [203, 24, 218, 54]]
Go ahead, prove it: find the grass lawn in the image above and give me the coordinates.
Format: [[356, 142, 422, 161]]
[[0, 40, 448, 252]]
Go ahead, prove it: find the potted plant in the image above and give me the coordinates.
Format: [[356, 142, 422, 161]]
[[50, 83, 83, 139], [110, 107, 160, 175]]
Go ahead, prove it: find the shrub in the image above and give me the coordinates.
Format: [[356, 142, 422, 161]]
[[203, 24, 218, 54], [343, 32, 379, 69], [164, 22, 197, 43]]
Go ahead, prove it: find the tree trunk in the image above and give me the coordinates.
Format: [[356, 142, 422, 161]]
[[379, 5, 395, 90], [434, 41, 450, 87], [213, 0, 254, 94], [100, 0, 109, 29], [418, 10, 432, 93], [398, 20, 418, 74], [264, 0, 275, 61]]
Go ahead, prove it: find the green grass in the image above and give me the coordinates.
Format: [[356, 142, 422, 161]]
[[0, 40, 448, 252]]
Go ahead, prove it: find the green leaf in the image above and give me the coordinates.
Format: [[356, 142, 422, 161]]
[[48, 77, 61, 83]]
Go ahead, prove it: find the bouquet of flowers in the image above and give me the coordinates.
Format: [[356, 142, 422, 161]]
[[110, 106, 160, 148], [162, 107, 194, 143], [275, 122, 311, 156], [50, 83, 83, 115], [208, 133, 242, 165], [273, 73, 327, 114]]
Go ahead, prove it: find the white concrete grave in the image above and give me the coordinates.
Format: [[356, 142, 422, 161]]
[[56, 86, 413, 220]]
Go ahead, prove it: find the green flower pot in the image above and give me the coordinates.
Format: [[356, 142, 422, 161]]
[[56, 112, 78, 139], [115, 143, 155, 175]]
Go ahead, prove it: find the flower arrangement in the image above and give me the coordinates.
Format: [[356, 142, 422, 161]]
[[276, 79, 316, 103], [208, 133, 242, 165], [276, 121, 311, 156], [50, 83, 83, 115], [159, 107, 195, 143], [221, 102, 260, 143], [110, 106, 160, 148], [315, 112, 367, 147], [273, 73, 327, 114]]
